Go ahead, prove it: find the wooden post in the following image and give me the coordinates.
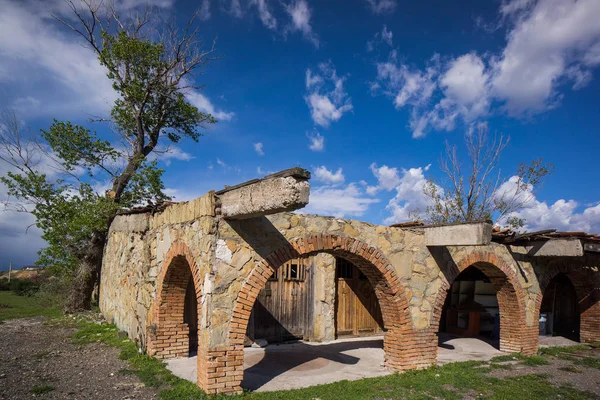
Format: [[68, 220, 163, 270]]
[[8, 262, 12, 283]]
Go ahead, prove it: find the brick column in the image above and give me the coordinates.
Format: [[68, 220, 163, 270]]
[[580, 289, 600, 343]]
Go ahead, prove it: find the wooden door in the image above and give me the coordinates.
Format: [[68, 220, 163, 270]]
[[335, 258, 383, 337], [248, 258, 313, 343]]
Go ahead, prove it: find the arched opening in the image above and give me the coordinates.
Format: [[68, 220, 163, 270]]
[[539, 273, 580, 342], [433, 255, 528, 364], [151, 248, 200, 360], [242, 254, 388, 392], [438, 266, 501, 362], [216, 235, 416, 395]]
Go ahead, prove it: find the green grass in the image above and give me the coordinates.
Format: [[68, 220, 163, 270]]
[[521, 355, 552, 366], [573, 357, 600, 370], [71, 321, 598, 400], [538, 345, 590, 357], [0, 291, 61, 322], [30, 384, 55, 394]]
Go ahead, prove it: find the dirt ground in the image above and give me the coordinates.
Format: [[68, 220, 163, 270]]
[[1, 316, 600, 399], [0, 317, 159, 400]]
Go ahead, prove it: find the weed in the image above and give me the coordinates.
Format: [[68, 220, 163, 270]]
[[30, 385, 55, 394]]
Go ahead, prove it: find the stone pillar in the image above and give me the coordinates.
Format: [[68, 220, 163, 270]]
[[311, 253, 336, 342]]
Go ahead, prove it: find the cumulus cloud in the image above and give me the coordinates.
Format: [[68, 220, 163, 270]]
[[365, 0, 397, 15], [497, 176, 600, 233], [199, 0, 211, 20], [251, 0, 277, 30], [185, 91, 235, 121], [307, 130, 325, 151], [254, 142, 264, 156], [285, 0, 319, 48], [366, 163, 401, 195], [0, 0, 117, 118], [302, 183, 379, 218], [313, 166, 345, 185], [367, 25, 393, 52], [372, 0, 600, 137], [383, 165, 435, 224], [492, 0, 600, 114], [305, 61, 353, 127]]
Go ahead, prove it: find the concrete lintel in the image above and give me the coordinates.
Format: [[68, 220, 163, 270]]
[[424, 222, 492, 246], [216, 169, 310, 220], [526, 238, 584, 257]]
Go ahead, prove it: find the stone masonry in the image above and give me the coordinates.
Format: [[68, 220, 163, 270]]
[[100, 183, 600, 395]]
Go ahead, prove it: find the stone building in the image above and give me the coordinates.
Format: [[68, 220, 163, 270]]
[[99, 168, 600, 394]]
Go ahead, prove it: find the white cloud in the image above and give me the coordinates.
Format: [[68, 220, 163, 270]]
[[149, 145, 194, 166], [381, 25, 393, 46], [254, 142, 264, 156], [367, 25, 393, 52], [199, 0, 211, 20], [366, 163, 401, 195], [307, 131, 325, 151], [383, 165, 435, 224], [365, 0, 397, 15], [251, 0, 277, 30], [0, 0, 117, 118], [495, 176, 600, 233], [313, 166, 345, 185], [372, 0, 600, 137], [186, 91, 235, 121], [285, 0, 319, 48], [492, 0, 600, 114], [216, 158, 227, 168], [302, 183, 379, 218], [305, 62, 353, 127]]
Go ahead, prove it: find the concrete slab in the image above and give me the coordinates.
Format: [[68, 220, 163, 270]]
[[165, 335, 509, 392], [166, 356, 198, 383], [539, 335, 580, 348], [437, 334, 502, 364], [242, 336, 389, 392]]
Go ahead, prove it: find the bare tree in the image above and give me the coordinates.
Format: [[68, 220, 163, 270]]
[[423, 124, 553, 229]]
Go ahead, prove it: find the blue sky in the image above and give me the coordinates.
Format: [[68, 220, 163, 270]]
[[1, 0, 600, 269]]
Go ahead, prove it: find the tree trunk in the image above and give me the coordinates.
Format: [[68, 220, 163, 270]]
[[64, 231, 106, 313]]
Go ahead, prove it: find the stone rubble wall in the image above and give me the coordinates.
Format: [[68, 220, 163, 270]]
[[100, 192, 216, 348], [99, 192, 600, 395]]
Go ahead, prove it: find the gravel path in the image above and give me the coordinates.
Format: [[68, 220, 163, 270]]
[[0, 317, 159, 400]]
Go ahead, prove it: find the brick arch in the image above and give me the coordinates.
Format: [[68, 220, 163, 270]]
[[536, 261, 600, 344], [430, 251, 535, 355], [148, 242, 201, 359], [209, 234, 417, 394]]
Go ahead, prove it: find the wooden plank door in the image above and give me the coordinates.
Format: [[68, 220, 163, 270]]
[[335, 258, 383, 337], [248, 258, 313, 343]]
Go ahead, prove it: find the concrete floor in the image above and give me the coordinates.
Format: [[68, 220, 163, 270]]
[[166, 334, 509, 392], [538, 335, 580, 348]]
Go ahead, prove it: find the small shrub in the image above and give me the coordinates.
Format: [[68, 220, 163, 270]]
[[30, 384, 55, 394], [0, 278, 10, 291], [10, 279, 40, 296]]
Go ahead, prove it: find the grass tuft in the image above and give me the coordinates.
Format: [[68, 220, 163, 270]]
[[30, 385, 55, 394]]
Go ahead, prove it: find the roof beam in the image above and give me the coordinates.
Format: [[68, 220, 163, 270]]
[[424, 222, 492, 246], [525, 239, 584, 257]]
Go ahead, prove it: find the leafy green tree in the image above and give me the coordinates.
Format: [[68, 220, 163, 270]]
[[0, 2, 217, 311], [423, 124, 553, 229]]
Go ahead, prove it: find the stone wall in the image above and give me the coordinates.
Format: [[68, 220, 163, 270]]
[[100, 192, 600, 395]]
